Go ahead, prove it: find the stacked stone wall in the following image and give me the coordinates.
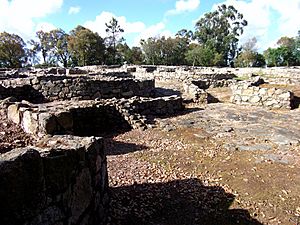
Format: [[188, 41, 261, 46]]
[[0, 135, 108, 225], [0, 75, 154, 102], [230, 83, 294, 109], [7, 96, 183, 137], [129, 66, 300, 83]]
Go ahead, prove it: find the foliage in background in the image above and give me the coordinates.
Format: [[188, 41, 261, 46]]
[[68, 26, 105, 66], [141, 35, 190, 65], [264, 34, 300, 67], [234, 37, 265, 67], [105, 17, 124, 65], [193, 4, 248, 66], [0, 32, 27, 68], [0, 7, 299, 68]]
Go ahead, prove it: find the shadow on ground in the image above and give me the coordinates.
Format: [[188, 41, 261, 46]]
[[108, 178, 262, 225], [292, 96, 300, 109], [104, 139, 148, 155], [207, 93, 220, 103], [153, 87, 182, 97]]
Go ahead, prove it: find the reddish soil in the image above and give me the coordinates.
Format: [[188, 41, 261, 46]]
[[0, 109, 35, 154]]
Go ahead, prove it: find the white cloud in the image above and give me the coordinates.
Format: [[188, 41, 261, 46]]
[[68, 6, 80, 15], [166, 0, 200, 15], [35, 22, 57, 32], [211, 0, 300, 51], [84, 11, 172, 47], [84, 11, 146, 37], [269, 0, 300, 38], [133, 22, 173, 46], [0, 0, 63, 39]]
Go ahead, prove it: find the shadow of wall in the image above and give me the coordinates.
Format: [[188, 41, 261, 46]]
[[109, 178, 262, 225]]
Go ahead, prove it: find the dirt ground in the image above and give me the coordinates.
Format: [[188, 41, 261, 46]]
[[106, 83, 300, 225], [106, 102, 300, 224], [0, 109, 35, 153]]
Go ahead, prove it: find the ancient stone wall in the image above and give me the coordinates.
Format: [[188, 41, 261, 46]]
[[230, 83, 294, 109], [132, 66, 236, 82], [0, 75, 154, 102], [7, 96, 183, 137], [0, 135, 108, 225], [128, 66, 300, 83]]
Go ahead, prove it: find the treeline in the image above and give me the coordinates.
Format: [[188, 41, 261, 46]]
[[0, 4, 299, 68]]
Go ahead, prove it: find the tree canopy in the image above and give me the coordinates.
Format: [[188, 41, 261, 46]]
[[194, 4, 248, 66], [234, 37, 265, 67], [105, 17, 124, 64], [68, 26, 105, 66], [0, 8, 299, 68], [264, 33, 300, 67], [0, 32, 27, 68]]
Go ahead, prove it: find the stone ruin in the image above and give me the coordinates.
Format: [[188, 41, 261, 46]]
[[0, 67, 184, 225], [0, 65, 299, 225], [1, 135, 108, 225], [127, 65, 299, 108], [230, 81, 294, 109]]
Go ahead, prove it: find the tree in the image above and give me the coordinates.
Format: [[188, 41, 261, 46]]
[[293, 30, 300, 64], [105, 17, 124, 64], [234, 37, 265, 67], [130, 47, 144, 64], [263, 35, 299, 67], [116, 43, 131, 64], [176, 29, 193, 40], [140, 37, 161, 65], [0, 32, 27, 68], [277, 36, 294, 48], [242, 37, 257, 52], [263, 48, 281, 67], [30, 30, 54, 65], [49, 29, 69, 67], [276, 36, 297, 66], [253, 53, 266, 67], [26, 42, 40, 66], [141, 36, 189, 65], [117, 43, 144, 65], [68, 26, 105, 66], [194, 4, 247, 66], [185, 44, 220, 66]]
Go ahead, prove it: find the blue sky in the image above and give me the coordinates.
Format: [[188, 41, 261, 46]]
[[0, 0, 300, 50]]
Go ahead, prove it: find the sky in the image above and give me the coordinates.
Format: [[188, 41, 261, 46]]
[[0, 0, 300, 51]]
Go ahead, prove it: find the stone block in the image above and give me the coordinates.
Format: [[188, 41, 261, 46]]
[[249, 95, 261, 103], [22, 110, 39, 134], [241, 88, 254, 96], [241, 95, 250, 102], [121, 90, 134, 97], [69, 168, 92, 224], [39, 113, 58, 135], [42, 148, 84, 196], [278, 91, 291, 100], [8, 104, 21, 124], [267, 88, 276, 96], [0, 149, 45, 225]]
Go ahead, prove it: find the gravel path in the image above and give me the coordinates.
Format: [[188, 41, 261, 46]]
[[105, 103, 300, 225], [105, 129, 262, 225]]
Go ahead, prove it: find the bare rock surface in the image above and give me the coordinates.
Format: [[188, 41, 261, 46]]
[[106, 103, 300, 225]]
